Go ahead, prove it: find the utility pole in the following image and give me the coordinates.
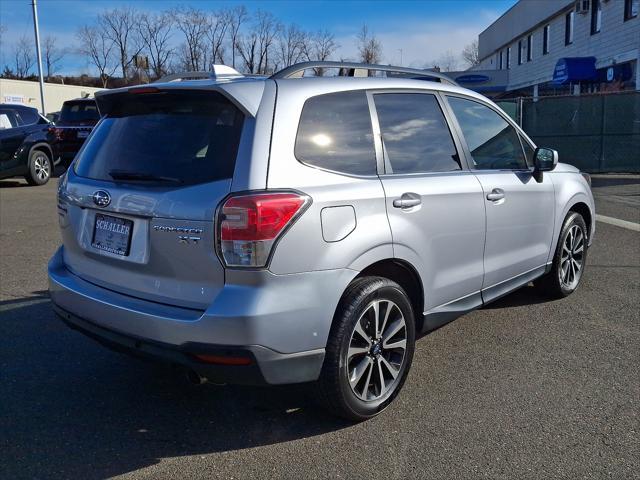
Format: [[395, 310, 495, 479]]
[[31, 0, 46, 115], [398, 49, 403, 66]]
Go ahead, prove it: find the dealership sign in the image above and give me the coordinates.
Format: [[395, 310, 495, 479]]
[[552, 57, 597, 85], [455, 74, 491, 84], [3, 94, 25, 104]]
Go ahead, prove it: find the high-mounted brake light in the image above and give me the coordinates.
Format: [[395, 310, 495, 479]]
[[128, 86, 160, 94], [217, 192, 310, 268]]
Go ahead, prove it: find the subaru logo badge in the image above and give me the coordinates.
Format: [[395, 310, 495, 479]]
[[92, 190, 111, 208]]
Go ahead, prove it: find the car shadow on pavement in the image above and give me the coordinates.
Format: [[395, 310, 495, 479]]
[[481, 284, 552, 309], [0, 297, 351, 479], [0, 179, 30, 188], [0, 166, 66, 188]]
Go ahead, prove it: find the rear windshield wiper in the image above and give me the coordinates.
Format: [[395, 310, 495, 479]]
[[108, 169, 183, 184]]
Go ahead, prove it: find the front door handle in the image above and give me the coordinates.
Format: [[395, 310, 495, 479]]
[[486, 188, 505, 201], [393, 192, 422, 209]]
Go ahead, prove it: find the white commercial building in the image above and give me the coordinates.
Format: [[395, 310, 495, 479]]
[[473, 0, 639, 97], [0, 78, 103, 114]]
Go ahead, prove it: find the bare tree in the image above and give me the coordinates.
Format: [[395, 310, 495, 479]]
[[237, 10, 280, 74], [138, 12, 174, 79], [99, 6, 143, 79], [356, 25, 382, 65], [462, 39, 480, 68], [206, 9, 231, 68], [77, 25, 118, 87], [173, 6, 209, 71], [306, 29, 338, 61], [236, 31, 258, 74], [302, 29, 339, 76], [433, 50, 459, 72], [14, 35, 34, 78], [43, 35, 66, 79], [276, 23, 308, 69], [255, 11, 281, 74], [228, 5, 248, 69]]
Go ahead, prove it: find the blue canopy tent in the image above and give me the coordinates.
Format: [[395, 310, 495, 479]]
[[552, 57, 597, 85]]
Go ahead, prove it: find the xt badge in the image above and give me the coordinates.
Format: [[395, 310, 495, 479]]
[[178, 235, 201, 245]]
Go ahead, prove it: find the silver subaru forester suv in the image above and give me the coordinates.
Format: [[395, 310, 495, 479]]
[[49, 62, 595, 420]]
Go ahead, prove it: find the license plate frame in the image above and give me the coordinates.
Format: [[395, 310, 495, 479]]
[[91, 213, 133, 256]]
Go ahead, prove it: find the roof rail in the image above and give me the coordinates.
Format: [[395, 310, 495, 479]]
[[155, 65, 243, 83], [270, 61, 459, 86]]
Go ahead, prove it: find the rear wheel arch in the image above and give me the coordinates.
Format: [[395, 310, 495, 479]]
[[29, 142, 53, 162], [351, 259, 424, 332]]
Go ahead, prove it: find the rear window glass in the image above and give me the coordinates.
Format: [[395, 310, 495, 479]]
[[60, 101, 100, 122], [295, 90, 376, 176], [74, 91, 244, 185]]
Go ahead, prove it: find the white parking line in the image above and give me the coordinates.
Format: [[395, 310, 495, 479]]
[[596, 214, 640, 232]]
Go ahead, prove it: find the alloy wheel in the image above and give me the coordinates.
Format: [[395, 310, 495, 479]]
[[560, 224, 585, 289], [347, 299, 407, 402], [34, 154, 50, 181]]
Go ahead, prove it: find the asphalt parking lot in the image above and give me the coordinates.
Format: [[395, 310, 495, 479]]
[[1, 172, 638, 480]]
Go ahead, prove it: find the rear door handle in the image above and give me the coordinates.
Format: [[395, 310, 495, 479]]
[[486, 188, 505, 201], [393, 193, 422, 209]]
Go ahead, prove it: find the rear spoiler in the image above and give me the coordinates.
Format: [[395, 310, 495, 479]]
[[94, 81, 266, 118]]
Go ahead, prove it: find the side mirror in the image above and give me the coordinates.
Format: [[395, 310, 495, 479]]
[[534, 147, 558, 172]]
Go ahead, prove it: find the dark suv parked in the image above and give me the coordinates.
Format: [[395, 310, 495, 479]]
[[0, 104, 54, 185], [50, 98, 100, 166]]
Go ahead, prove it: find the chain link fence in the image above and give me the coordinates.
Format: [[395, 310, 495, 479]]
[[496, 91, 640, 173]]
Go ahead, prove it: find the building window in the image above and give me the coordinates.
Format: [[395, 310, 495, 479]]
[[526, 34, 532, 62], [518, 40, 523, 64], [625, 0, 639, 20], [543, 25, 550, 54], [506, 47, 511, 69], [591, 0, 602, 34], [499, 50, 503, 70], [565, 11, 574, 45]]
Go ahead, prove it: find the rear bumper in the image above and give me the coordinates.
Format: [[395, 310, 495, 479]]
[[53, 303, 313, 385], [48, 247, 356, 385]]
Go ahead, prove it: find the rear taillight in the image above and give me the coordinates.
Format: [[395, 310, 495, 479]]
[[216, 192, 310, 268], [49, 126, 64, 140]]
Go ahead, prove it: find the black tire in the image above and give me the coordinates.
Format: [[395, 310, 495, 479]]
[[25, 149, 51, 186], [315, 276, 416, 421], [535, 212, 588, 298]]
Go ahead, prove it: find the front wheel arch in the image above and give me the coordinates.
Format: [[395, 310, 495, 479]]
[[568, 202, 592, 242]]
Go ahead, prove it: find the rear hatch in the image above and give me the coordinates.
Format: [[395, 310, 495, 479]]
[[54, 100, 100, 146], [57, 88, 248, 310]]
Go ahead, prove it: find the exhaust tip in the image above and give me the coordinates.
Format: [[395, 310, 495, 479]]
[[186, 369, 208, 385]]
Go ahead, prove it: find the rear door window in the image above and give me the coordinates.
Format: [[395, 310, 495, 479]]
[[74, 91, 245, 185], [295, 90, 376, 176], [374, 93, 461, 174]]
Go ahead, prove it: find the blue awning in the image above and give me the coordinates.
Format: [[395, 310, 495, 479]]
[[552, 57, 597, 85]]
